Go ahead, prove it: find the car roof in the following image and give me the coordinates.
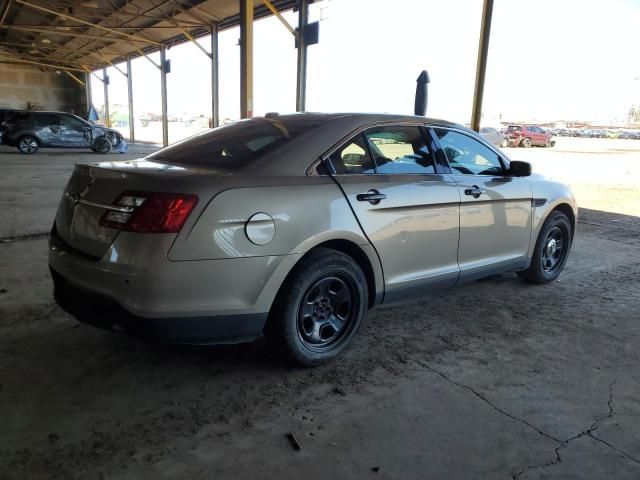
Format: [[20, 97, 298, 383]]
[[247, 112, 470, 176], [268, 112, 459, 128]]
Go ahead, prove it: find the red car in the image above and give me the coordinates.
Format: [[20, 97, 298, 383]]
[[506, 125, 555, 148]]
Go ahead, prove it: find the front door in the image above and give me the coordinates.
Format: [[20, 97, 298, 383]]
[[327, 124, 461, 301], [59, 114, 91, 148], [433, 127, 533, 281]]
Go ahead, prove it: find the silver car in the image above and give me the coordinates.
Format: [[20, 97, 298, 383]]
[[480, 126, 509, 148], [49, 113, 577, 365]]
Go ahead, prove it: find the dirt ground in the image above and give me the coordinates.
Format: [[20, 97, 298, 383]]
[[0, 139, 639, 479]]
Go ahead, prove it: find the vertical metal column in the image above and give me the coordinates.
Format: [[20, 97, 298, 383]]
[[126, 55, 135, 142], [102, 67, 109, 127], [84, 71, 92, 115], [160, 45, 169, 147], [239, 0, 253, 119], [211, 23, 220, 127], [296, 0, 309, 112], [470, 0, 494, 132]]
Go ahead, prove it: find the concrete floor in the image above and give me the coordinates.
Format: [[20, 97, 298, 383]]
[[1, 142, 639, 479]]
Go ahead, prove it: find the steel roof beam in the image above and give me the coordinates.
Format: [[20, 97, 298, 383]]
[[15, 0, 162, 45], [0, 56, 86, 71]]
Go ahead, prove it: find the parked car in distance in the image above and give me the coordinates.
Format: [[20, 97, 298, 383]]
[[0, 111, 124, 154], [480, 127, 509, 148], [50, 113, 577, 366], [506, 124, 555, 148]]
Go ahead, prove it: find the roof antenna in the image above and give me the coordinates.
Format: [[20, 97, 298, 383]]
[[414, 70, 430, 116]]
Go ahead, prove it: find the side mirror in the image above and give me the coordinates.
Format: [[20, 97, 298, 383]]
[[507, 160, 531, 177]]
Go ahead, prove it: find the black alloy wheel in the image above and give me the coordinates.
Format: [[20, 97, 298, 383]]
[[267, 248, 368, 366], [518, 210, 572, 284], [297, 275, 358, 352], [541, 226, 565, 273]]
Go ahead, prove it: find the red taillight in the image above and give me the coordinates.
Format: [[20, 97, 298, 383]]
[[100, 192, 198, 233]]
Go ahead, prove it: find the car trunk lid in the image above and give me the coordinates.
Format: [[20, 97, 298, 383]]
[[54, 160, 217, 258]]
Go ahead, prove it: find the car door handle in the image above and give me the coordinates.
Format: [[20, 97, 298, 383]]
[[356, 189, 387, 205], [464, 185, 486, 198]]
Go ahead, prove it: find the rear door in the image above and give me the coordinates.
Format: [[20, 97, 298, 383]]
[[530, 126, 544, 146], [33, 113, 61, 146], [433, 127, 533, 280], [326, 124, 461, 301]]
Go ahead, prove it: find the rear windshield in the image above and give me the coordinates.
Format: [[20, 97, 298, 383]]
[[148, 117, 325, 169], [507, 125, 522, 132]]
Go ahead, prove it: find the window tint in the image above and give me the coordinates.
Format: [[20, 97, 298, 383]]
[[59, 115, 86, 129], [33, 114, 59, 127], [365, 126, 436, 174], [434, 128, 504, 176], [507, 125, 522, 132], [329, 133, 376, 174], [148, 117, 325, 169]]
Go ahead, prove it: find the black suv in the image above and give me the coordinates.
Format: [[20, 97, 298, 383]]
[[0, 111, 124, 154]]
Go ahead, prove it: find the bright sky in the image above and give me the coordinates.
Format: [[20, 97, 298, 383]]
[[93, 0, 640, 129]]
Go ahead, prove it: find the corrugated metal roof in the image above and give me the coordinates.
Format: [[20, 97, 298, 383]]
[[0, 0, 297, 72]]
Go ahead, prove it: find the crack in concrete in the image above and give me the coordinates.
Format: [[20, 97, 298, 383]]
[[409, 362, 640, 477], [411, 358, 560, 443], [0, 232, 48, 243]]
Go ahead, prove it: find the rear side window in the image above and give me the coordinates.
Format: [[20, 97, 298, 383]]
[[364, 126, 436, 174], [507, 125, 522, 132], [33, 114, 59, 127], [148, 117, 324, 169]]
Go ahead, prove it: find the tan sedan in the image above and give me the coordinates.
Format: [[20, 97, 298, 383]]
[[49, 113, 577, 365]]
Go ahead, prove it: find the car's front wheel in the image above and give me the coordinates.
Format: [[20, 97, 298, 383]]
[[93, 137, 112, 154], [518, 210, 572, 284], [267, 248, 368, 366], [17, 135, 39, 154], [500, 138, 509, 148]]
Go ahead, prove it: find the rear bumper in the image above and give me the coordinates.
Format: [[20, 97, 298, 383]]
[[51, 267, 267, 344]]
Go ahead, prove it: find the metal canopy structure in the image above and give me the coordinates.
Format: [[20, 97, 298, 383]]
[[0, 0, 297, 70], [0, 0, 496, 147], [0, 0, 308, 146]]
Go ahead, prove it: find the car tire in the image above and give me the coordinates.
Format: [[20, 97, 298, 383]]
[[266, 248, 368, 366], [521, 137, 532, 148], [500, 138, 509, 148], [17, 135, 39, 154], [545, 140, 552, 148], [518, 210, 572, 284], [93, 137, 112, 154]]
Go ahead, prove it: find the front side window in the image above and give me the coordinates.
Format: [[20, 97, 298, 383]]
[[328, 133, 376, 174], [434, 128, 504, 176], [59, 115, 86, 129], [364, 125, 436, 174]]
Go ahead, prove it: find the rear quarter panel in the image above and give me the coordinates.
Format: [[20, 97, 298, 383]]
[[168, 176, 384, 305], [169, 177, 371, 260]]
